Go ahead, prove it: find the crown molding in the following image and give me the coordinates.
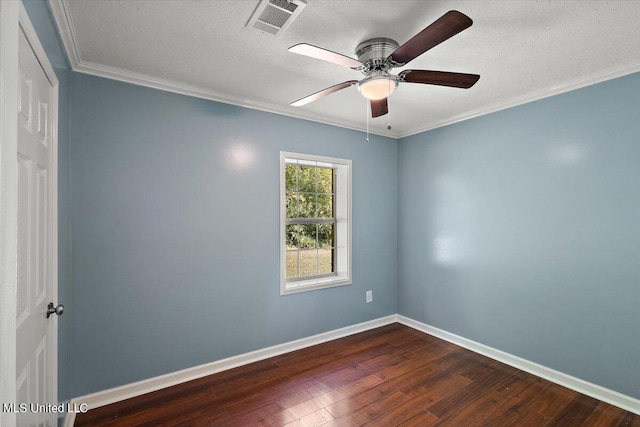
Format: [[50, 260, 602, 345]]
[[48, 0, 640, 141], [48, 0, 79, 69]]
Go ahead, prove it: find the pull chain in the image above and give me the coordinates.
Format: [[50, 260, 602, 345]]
[[366, 99, 370, 143], [387, 80, 392, 131], [387, 100, 391, 131]]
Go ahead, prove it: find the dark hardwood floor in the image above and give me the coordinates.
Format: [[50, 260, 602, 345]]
[[74, 323, 639, 426]]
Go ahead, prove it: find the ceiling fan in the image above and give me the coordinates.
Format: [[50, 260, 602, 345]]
[[289, 10, 480, 118]]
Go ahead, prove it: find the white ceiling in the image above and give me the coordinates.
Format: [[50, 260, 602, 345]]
[[50, 0, 640, 138]]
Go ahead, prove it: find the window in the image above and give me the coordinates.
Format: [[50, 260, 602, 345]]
[[280, 152, 351, 295]]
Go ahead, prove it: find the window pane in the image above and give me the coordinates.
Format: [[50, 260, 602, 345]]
[[285, 164, 300, 192], [285, 193, 298, 218], [297, 224, 316, 248], [297, 192, 314, 219], [297, 166, 316, 193], [318, 248, 333, 275], [316, 167, 333, 194], [298, 249, 318, 277], [286, 250, 299, 279], [316, 194, 333, 218], [317, 223, 334, 249], [285, 224, 303, 249]]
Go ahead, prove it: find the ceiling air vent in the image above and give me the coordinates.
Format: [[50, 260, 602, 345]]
[[247, 0, 307, 36]]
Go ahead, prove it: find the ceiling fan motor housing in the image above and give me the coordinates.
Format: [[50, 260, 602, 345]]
[[355, 38, 399, 73], [355, 38, 400, 100]]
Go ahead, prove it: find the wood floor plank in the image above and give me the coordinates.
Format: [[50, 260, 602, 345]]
[[474, 377, 551, 426], [362, 392, 439, 426], [327, 390, 409, 426], [579, 401, 628, 427], [618, 411, 640, 427], [508, 408, 548, 426], [371, 349, 434, 381], [426, 362, 515, 419], [528, 382, 579, 421], [73, 323, 640, 427], [324, 380, 398, 419], [432, 390, 505, 426], [397, 410, 441, 427], [491, 369, 547, 398], [395, 366, 474, 403], [545, 393, 599, 427], [266, 375, 382, 426], [283, 408, 334, 427]]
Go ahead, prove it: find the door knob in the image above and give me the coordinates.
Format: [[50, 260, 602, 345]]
[[46, 302, 64, 318]]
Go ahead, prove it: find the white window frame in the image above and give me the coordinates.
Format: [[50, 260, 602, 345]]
[[280, 152, 352, 295]]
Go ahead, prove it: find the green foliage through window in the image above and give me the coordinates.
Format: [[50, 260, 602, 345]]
[[285, 163, 335, 279]]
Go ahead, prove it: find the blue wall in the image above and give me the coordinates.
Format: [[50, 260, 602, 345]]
[[68, 74, 398, 396], [22, 0, 73, 403], [398, 73, 640, 398]]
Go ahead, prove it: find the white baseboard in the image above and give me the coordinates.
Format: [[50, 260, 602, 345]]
[[396, 315, 640, 415], [63, 315, 397, 427], [64, 313, 639, 427]]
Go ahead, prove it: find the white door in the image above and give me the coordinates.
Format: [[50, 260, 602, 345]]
[[16, 15, 59, 427]]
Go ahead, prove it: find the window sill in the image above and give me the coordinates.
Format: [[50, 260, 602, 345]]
[[281, 275, 351, 295]]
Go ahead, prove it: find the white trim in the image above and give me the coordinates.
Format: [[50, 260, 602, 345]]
[[46, 0, 79, 70], [63, 315, 396, 425], [19, 4, 59, 87], [47, 0, 640, 139], [397, 315, 640, 415], [0, 1, 21, 426], [63, 410, 75, 427]]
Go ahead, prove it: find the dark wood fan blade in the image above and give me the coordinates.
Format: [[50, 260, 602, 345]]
[[291, 81, 358, 107], [371, 98, 388, 118], [388, 10, 473, 66], [289, 44, 363, 69], [399, 70, 480, 88]]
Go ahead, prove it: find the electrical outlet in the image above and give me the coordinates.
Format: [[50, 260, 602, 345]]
[[366, 290, 373, 303]]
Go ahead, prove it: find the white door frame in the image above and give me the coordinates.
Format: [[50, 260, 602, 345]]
[[0, 3, 59, 426], [0, 1, 21, 425]]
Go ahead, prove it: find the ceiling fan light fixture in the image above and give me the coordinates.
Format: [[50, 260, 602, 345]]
[[357, 75, 398, 100]]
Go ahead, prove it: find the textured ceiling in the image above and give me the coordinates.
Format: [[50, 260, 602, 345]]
[[50, 0, 640, 137]]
